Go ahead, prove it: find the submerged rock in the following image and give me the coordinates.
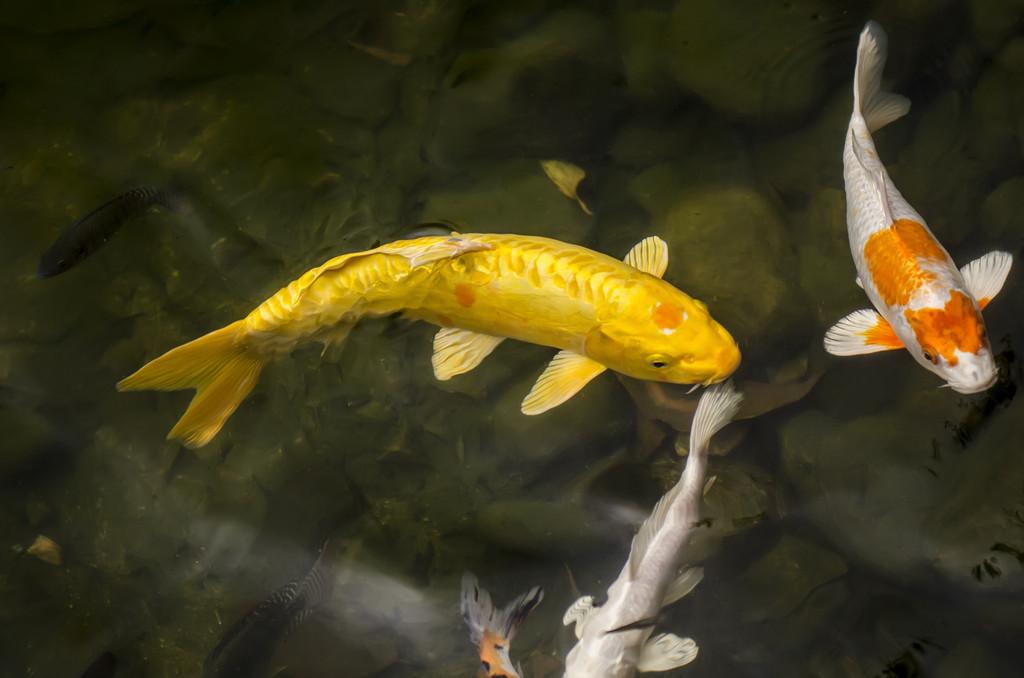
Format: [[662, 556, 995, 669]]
[[666, 0, 847, 122], [618, 172, 811, 362], [417, 157, 593, 245], [475, 499, 617, 558], [426, 9, 624, 165]]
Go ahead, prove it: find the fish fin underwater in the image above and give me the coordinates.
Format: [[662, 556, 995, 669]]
[[853, 21, 910, 135], [521, 350, 607, 415], [461, 572, 543, 678], [563, 595, 596, 639], [824, 309, 903, 356], [636, 632, 698, 672], [432, 327, 505, 380], [623, 236, 669, 278], [960, 251, 1013, 310], [117, 320, 264, 449]]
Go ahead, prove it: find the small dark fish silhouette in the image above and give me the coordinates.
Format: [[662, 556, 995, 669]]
[[37, 186, 184, 277], [78, 651, 116, 678], [202, 542, 335, 678]]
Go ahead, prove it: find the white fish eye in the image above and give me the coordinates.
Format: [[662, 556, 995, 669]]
[[922, 349, 938, 365]]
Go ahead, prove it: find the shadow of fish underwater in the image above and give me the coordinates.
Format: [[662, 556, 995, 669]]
[[203, 542, 335, 678], [37, 186, 186, 277]]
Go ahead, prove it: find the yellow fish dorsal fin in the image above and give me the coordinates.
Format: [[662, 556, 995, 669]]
[[294, 236, 491, 304], [521, 350, 606, 415], [623, 236, 669, 278], [432, 328, 505, 381]]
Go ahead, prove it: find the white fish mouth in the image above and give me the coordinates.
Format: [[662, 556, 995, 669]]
[[944, 372, 998, 394]]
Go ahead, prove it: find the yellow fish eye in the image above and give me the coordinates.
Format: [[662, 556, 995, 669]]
[[648, 354, 671, 369]]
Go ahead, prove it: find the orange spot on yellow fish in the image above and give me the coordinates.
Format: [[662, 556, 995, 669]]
[[904, 290, 985, 366], [652, 301, 682, 330], [862, 315, 903, 349], [454, 283, 476, 307], [864, 219, 948, 306], [479, 630, 512, 676]]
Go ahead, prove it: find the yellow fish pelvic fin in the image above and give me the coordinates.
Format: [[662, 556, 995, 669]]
[[117, 320, 265, 448], [521, 350, 607, 415], [432, 327, 505, 380]]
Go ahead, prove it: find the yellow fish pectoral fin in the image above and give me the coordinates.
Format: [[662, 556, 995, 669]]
[[521, 350, 607, 415], [623, 236, 669, 278], [960, 251, 1012, 310], [432, 328, 505, 380], [824, 308, 903, 356]]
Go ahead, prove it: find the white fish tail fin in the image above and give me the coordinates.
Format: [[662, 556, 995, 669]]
[[687, 380, 744, 457], [854, 21, 911, 133], [460, 572, 543, 645]]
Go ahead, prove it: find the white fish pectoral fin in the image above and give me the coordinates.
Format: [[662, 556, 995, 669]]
[[637, 633, 699, 672], [856, 276, 864, 289], [960, 251, 1013, 310], [623, 236, 669, 278], [562, 595, 596, 639], [662, 567, 704, 607], [824, 309, 903, 356], [432, 328, 505, 380], [521, 351, 606, 415], [854, 22, 911, 133]]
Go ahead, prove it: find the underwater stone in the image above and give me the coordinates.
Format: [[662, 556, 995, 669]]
[[620, 172, 811, 363], [665, 0, 842, 121], [425, 9, 624, 165], [475, 499, 617, 558], [417, 158, 593, 243], [980, 176, 1024, 249], [614, 7, 678, 103], [0, 405, 62, 480]]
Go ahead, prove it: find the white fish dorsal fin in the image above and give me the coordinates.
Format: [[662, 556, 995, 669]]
[[520, 350, 606, 415], [432, 328, 505, 381], [824, 309, 903, 356], [562, 595, 596, 639], [854, 21, 911, 133], [662, 566, 704, 607], [623, 236, 669, 278], [637, 633, 699, 672], [627, 382, 742, 578], [960, 251, 1013, 310]]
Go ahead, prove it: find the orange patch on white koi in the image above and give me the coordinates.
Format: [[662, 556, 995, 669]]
[[978, 297, 991, 310], [861, 316, 903, 349], [903, 290, 984, 366], [479, 629, 512, 677], [454, 283, 476, 308], [652, 302, 682, 330], [864, 219, 948, 306]]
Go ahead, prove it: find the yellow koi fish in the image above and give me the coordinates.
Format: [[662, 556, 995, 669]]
[[118, 233, 740, 447]]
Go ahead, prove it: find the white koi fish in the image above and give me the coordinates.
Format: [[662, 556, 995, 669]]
[[824, 21, 1012, 393], [561, 381, 742, 677]]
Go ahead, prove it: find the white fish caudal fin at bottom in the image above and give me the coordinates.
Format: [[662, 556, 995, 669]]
[[827, 20, 1013, 394]]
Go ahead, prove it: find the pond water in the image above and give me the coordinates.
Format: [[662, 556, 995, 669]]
[[2, 1, 1024, 676]]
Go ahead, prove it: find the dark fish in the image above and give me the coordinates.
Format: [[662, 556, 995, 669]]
[[203, 542, 335, 678], [37, 186, 183, 277], [78, 651, 116, 678]]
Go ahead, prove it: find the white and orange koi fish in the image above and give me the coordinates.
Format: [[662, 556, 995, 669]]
[[461, 572, 544, 678], [824, 21, 1012, 393]]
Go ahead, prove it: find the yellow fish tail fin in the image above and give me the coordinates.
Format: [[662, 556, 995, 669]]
[[117, 320, 265, 448]]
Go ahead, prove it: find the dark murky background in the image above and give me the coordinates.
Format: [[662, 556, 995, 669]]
[[3, 1, 1024, 676]]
